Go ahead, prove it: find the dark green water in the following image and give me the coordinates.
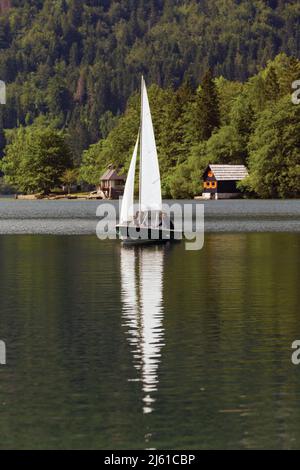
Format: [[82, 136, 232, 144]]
[[0, 233, 299, 450]]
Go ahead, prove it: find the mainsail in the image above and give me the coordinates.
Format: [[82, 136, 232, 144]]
[[140, 77, 162, 213], [120, 132, 139, 224]]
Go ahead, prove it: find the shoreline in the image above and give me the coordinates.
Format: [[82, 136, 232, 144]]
[[1, 195, 300, 202], [12, 193, 103, 201]]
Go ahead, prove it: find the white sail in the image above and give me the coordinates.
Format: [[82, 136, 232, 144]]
[[120, 132, 139, 224], [140, 77, 162, 213]]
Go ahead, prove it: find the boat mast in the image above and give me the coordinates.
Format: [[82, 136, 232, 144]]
[[139, 76, 143, 219]]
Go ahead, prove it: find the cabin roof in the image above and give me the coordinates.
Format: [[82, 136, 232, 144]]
[[205, 165, 249, 181], [100, 168, 126, 181]]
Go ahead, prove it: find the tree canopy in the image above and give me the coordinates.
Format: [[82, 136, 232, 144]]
[[0, 2, 299, 197], [80, 54, 300, 199], [1, 126, 73, 194], [0, 0, 300, 160]]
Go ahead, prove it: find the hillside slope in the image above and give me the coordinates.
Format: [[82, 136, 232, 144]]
[[0, 0, 299, 158]]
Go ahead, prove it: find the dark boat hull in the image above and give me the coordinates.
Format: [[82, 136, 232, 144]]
[[116, 224, 182, 245]]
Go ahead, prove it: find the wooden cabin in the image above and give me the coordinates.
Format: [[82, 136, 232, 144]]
[[202, 164, 249, 200], [99, 166, 126, 199]]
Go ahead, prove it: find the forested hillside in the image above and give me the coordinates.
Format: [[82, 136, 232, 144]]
[[77, 53, 300, 199], [2, 52, 300, 198], [0, 0, 300, 160]]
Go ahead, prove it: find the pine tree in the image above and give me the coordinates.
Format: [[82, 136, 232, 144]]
[[264, 66, 280, 102], [277, 55, 300, 95], [194, 68, 220, 141], [160, 83, 194, 170]]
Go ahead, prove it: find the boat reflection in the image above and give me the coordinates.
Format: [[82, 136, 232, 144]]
[[120, 247, 165, 414]]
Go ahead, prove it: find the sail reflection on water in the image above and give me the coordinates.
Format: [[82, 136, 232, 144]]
[[120, 247, 165, 414]]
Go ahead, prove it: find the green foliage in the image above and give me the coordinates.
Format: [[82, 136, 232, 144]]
[[215, 77, 243, 125], [2, 48, 298, 199], [0, 0, 300, 157], [80, 85, 171, 184], [1, 126, 73, 193], [60, 167, 78, 194], [0, 176, 15, 194], [264, 66, 280, 103], [193, 68, 220, 141], [79, 140, 103, 185], [79, 53, 300, 199], [166, 146, 208, 199], [0, 0, 299, 198], [204, 126, 246, 165], [243, 96, 300, 198]]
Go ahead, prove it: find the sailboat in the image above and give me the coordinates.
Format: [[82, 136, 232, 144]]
[[117, 77, 180, 244]]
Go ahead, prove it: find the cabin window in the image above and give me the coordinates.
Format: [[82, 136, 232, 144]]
[[204, 181, 217, 189], [208, 171, 214, 178]]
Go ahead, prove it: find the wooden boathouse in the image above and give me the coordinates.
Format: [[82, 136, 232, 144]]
[[202, 164, 249, 200], [99, 166, 126, 200]]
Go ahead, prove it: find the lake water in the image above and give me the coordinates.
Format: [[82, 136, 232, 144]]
[[0, 200, 299, 449], [0, 199, 299, 234]]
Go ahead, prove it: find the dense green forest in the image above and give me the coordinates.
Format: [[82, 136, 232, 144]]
[[1, 0, 300, 157], [79, 54, 300, 198], [0, 1, 300, 197], [2, 53, 300, 198]]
